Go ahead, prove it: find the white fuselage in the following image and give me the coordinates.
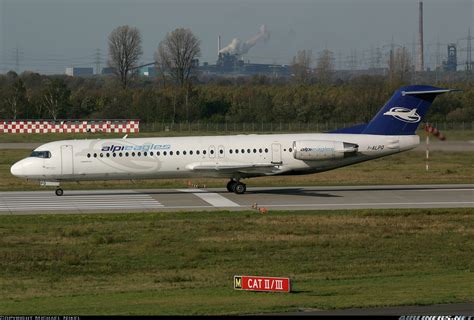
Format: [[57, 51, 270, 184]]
[[10, 133, 419, 183]]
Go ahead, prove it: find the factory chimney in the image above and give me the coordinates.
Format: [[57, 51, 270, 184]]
[[417, 1, 424, 72]]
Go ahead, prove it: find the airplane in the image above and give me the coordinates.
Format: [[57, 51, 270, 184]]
[[10, 85, 455, 196]]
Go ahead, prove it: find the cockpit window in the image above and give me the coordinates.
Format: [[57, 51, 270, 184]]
[[30, 151, 51, 158]]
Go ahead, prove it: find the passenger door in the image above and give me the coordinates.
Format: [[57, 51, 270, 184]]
[[209, 145, 216, 159], [218, 145, 225, 159], [61, 145, 74, 175], [271, 143, 282, 164]]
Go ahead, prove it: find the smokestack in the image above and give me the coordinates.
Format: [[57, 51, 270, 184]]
[[418, 1, 424, 72], [218, 35, 221, 55]]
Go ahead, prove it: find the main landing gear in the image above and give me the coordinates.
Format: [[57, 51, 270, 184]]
[[226, 179, 246, 194], [55, 188, 64, 196]]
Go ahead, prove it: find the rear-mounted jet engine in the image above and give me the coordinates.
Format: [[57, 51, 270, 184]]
[[293, 140, 358, 160]]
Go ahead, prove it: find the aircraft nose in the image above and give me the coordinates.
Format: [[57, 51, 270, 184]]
[[10, 161, 24, 177]]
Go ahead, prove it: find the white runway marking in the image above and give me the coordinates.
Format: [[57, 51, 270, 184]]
[[259, 201, 474, 207], [413, 189, 474, 192], [0, 192, 163, 212], [177, 189, 240, 207]]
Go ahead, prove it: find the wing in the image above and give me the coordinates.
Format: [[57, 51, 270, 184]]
[[186, 162, 281, 175]]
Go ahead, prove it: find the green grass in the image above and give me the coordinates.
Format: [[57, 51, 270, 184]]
[[1, 149, 473, 191], [0, 208, 472, 315], [0, 129, 473, 143]]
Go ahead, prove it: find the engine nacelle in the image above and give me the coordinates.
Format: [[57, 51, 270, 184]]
[[293, 140, 358, 161]]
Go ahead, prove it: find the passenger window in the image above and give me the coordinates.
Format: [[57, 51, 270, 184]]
[[259, 148, 262, 153], [87, 153, 91, 158], [164, 151, 167, 156], [137, 152, 141, 156], [132, 152, 136, 157], [157, 151, 160, 156], [265, 148, 269, 153], [190, 150, 193, 155], [235, 149, 239, 154], [210, 150, 214, 154], [197, 150, 200, 155], [220, 149, 223, 154], [119, 152, 123, 157], [125, 152, 129, 157], [170, 151, 174, 156], [229, 149, 233, 154], [100, 153, 103, 157], [150, 152, 153, 156], [143, 152, 147, 156], [253, 149, 256, 153], [289, 148, 293, 152], [241, 149, 245, 153], [113, 153, 116, 157], [183, 151, 186, 155], [247, 149, 251, 153], [176, 151, 180, 155], [203, 150, 207, 155], [106, 153, 110, 157], [94, 153, 97, 158]]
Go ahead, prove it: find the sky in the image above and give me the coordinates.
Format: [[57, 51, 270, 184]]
[[0, 0, 473, 74]]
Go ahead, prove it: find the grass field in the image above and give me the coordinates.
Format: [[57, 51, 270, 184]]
[[0, 208, 472, 315], [1, 149, 473, 191], [0, 129, 473, 143]]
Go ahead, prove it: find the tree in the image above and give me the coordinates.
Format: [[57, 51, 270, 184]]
[[155, 28, 201, 87], [42, 79, 70, 120], [291, 50, 313, 84], [315, 49, 335, 84], [108, 25, 143, 89], [4, 78, 28, 119], [388, 47, 412, 85]]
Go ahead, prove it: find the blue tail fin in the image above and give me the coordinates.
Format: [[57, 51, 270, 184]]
[[361, 85, 453, 135]]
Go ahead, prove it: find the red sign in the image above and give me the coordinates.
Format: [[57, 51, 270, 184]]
[[234, 275, 291, 292]]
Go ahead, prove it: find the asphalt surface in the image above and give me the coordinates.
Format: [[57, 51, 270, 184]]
[[283, 302, 474, 316], [0, 140, 473, 151], [0, 184, 472, 214]]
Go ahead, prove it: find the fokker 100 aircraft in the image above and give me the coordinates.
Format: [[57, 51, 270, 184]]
[[11, 85, 454, 196]]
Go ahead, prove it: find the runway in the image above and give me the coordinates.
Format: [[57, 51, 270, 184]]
[[1, 140, 474, 151], [0, 184, 472, 214]]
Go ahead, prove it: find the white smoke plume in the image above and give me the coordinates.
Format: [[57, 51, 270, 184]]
[[219, 25, 270, 56]]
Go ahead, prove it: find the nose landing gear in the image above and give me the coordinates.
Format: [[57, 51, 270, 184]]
[[55, 188, 64, 196], [226, 179, 246, 194], [40, 181, 63, 196]]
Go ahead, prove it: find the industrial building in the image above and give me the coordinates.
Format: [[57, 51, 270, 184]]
[[443, 44, 457, 72], [65, 67, 94, 77]]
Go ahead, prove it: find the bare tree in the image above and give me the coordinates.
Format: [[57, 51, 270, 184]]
[[315, 49, 334, 84], [108, 25, 143, 89], [155, 28, 201, 87], [42, 79, 70, 120], [4, 79, 28, 119], [291, 49, 313, 84], [388, 47, 412, 85]]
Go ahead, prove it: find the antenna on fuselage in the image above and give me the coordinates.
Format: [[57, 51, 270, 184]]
[[122, 134, 128, 139]]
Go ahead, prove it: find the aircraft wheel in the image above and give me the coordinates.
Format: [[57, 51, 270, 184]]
[[226, 180, 238, 192], [55, 188, 64, 196], [234, 182, 246, 195]]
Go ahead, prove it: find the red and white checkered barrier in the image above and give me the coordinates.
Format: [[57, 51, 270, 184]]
[[0, 120, 140, 134]]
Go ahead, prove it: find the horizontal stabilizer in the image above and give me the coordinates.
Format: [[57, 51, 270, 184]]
[[401, 89, 458, 96]]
